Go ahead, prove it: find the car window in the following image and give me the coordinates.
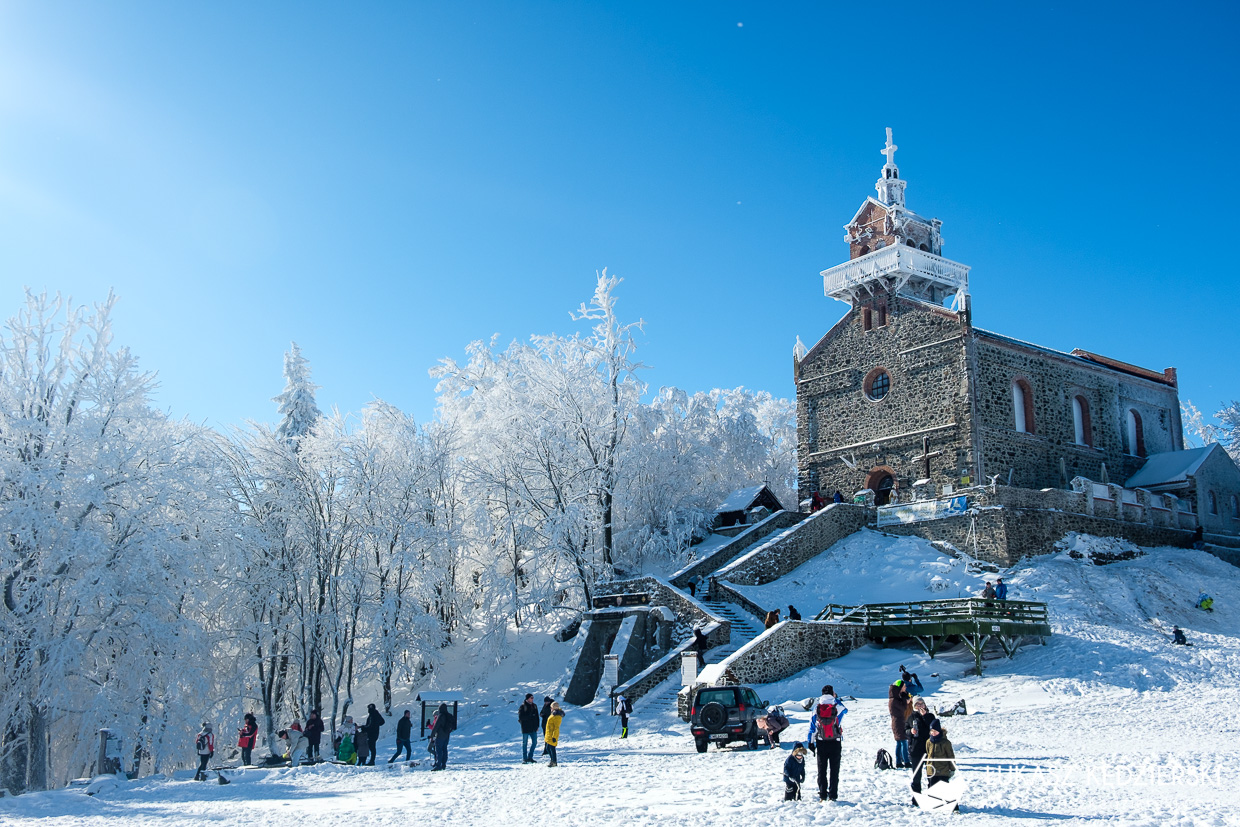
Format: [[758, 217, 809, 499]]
[[744, 689, 761, 707], [696, 689, 736, 708]]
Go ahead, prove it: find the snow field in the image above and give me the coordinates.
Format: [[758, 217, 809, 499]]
[[4, 537, 1239, 826]]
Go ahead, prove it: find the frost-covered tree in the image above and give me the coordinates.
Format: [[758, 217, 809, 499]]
[[0, 293, 226, 793], [1216, 401, 1240, 463], [273, 342, 321, 446]]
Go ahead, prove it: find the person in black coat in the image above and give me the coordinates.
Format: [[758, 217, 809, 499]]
[[363, 704, 385, 766], [540, 697, 554, 754], [787, 605, 802, 621], [389, 710, 413, 763], [303, 709, 325, 763], [907, 697, 937, 801], [783, 743, 808, 800], [429, 704, 456, 771], [693, 627, 709, 669], [518, 694, 540, 763]]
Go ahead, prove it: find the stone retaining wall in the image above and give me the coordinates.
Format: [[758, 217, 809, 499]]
[[718, 503, 870, 585], [712, 620, 870, 686], [670, 510, 806, 588]]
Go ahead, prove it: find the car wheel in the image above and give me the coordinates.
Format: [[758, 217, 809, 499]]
[[695, 736, 707, 753], [699, 702, 727, 732]]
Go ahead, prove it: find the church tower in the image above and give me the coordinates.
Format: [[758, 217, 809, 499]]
[[824, 128, 968, 309]]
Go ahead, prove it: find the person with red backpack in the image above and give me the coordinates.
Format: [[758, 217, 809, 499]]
[[237, 713, 258, 766], [804, 685, 848, 802]]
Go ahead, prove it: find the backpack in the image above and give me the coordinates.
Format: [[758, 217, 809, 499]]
[[622, 698, 633, 715], [196, 733, 209, 752], [815, 703, 838, 739], [875, 748, 893, 770]]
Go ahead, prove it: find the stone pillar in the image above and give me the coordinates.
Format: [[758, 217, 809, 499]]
[[97, 729, 123, 776], [1107, 484, 1124, 521], [1134, 489, 1153, 525], [680, 651, 699, 686]]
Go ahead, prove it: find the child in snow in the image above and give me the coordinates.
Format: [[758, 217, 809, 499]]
[[1196, 593, 1214, 612], [337, 715, 358, 764], [1172, 626, 1190, 645], [783, 743, 807, 800], [923, 722, 959, 812], [544, 703, 564, 767]]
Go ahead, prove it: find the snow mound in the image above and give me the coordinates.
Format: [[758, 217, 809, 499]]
[[1053, 531, 1146, 564]]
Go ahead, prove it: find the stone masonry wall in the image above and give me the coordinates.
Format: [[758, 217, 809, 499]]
[[972, 334, 1181, 491], [796, 296, 971, 504], [670, 510, 806, 588], [717, 503, 871, 585], [714, 621, 870, 687]]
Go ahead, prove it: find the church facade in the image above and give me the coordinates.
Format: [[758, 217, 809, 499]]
[[795, 131, 1239, 536]]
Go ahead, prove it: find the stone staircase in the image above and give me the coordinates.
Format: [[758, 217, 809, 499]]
[[637, 601, 766, 718]]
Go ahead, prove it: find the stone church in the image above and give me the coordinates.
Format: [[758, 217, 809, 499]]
[[795, 130, 1240, 536]]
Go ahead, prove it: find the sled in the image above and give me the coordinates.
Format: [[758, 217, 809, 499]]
[[912, 777, 965, 812]]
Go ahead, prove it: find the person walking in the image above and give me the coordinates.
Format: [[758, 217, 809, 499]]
[[429, 703, 456, 771], [389, 710, 413, 763], [693, 627, 709, 669], [805, 685, 847, 802], [787, 605, 802, 621], [889, 681, 911, 769], [518, 693, 540, 763], [616, 694, 632, 739], [362, 704, 384, 766], [303, 709, 325, 763], [686, 574, 700, 598], [907, 696, 936, 803], [783, 743, 807, 800], [237, 714, 258, 766], [194, 722, 214, 781], [544, 703, 564, 767], [994, 577, 1008, 600], [764, 610, 781, 630]]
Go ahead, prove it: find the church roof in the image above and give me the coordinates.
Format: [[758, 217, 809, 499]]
[[974, 329, 1176, 386], [1125, 444, 1220, 489]]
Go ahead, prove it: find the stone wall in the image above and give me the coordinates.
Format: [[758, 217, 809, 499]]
[[972, 332, 1181, 491], [669, 510, 806, 588], [796, 296, 971, 504], [716, 503, 871, 585], [596, 576, 725, 635], [711, 621, 870, 687], [610, 620, 728, 707]]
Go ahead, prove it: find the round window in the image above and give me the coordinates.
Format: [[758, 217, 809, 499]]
[[866, 369, 890, 401]]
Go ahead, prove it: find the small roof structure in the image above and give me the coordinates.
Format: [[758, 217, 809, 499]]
[[415, 692, 464, 704], [1125, 445, 1219, 490], [716, 484, 783, 514]]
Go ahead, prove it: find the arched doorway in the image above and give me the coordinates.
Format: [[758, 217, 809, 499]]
[[865, 466, 897, 506]]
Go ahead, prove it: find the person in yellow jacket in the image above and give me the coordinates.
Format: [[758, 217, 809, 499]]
[[544, 703, 564, 767]]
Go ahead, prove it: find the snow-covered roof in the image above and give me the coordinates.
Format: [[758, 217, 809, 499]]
[[1125, 445, 1219, 489], [716, 485, 768, 513], [416, 692, 464, 703]]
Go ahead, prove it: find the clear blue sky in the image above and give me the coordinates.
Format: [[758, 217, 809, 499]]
[[2, 2, 1236, 430]]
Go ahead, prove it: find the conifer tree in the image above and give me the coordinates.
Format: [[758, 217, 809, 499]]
[[273, 342, 322, 445]]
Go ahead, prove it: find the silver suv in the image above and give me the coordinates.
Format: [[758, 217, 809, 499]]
[[688, 685, 768, 752]]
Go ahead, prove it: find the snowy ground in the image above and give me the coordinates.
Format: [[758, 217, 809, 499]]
[[4, 537, 1239, 826]]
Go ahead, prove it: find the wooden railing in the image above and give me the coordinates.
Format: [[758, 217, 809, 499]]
[[815, 597, 1050, 636]]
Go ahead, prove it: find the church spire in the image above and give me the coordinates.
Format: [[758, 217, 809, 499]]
[[875, 127, 906, 207]]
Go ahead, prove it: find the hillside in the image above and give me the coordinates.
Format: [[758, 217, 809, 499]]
[[3, 535, 1237, 826]]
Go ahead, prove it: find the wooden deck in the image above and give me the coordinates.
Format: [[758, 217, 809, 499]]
[[814, 597, 1052, 673]]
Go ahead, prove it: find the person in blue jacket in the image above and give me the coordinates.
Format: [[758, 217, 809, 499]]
[[995, 577, 1008, 600], [783, 743, 807, 800], [805, 686, 848, 801]]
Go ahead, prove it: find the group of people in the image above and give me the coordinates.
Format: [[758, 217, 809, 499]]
[[809, 490, 846, 511], [885, 676, 958, 809], [980, 577, 1008, 600], [781, 685, 848, 801], [518, 693, 565, 766]]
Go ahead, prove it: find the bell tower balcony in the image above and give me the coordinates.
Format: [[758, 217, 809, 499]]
[[821, 244, 970, 308]]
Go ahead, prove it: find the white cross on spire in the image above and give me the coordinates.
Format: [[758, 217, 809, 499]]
[[881, 127, 898, 167]]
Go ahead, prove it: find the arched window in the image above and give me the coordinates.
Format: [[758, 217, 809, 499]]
[[862, 308, 872, 331], [1209, 491, 1219, 515], [1072, 395, 1092, 447], [877, 302, 887, 327], [919, 243, 930, 252], [1012, 379, 1035, 434], [906, 238, 916, 247], [1126, 409, 1145, 457]]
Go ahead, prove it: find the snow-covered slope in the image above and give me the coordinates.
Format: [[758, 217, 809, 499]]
[[4, 537, 1238, 826]]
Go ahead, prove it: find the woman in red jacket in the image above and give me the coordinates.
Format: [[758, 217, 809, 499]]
[[237, 713, 258, 766]]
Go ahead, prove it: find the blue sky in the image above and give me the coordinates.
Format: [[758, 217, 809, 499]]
[[1, 1, 1236, 430]]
